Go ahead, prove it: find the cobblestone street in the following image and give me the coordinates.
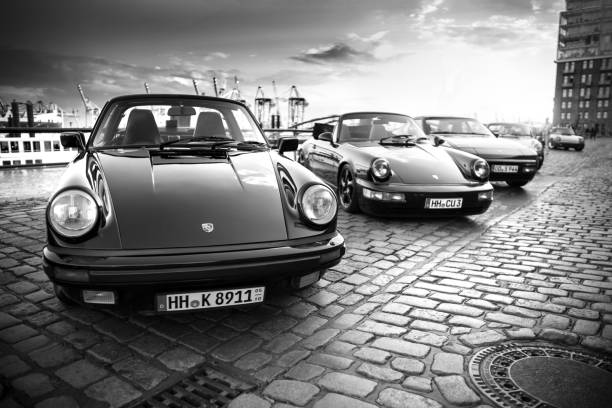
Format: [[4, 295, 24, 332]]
[[1, 139, 611, 408]]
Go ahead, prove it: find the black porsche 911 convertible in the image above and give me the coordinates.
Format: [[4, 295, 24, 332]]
[[298, 112, 494, 217], [415, 116, 539, 187], [43, 94, 345, 312]]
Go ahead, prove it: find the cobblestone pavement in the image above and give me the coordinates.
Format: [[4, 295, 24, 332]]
[[1, 140, 611, 408]]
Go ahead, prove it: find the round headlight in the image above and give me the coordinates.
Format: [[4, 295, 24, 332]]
[[299, 184, 337, 226], [472, 159, 490, 181], [531, 140, 543, 153], [49, 190, 99, 238], [371, 158, 391, 181]]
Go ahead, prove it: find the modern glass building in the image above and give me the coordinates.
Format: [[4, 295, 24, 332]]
[[553, 0, 612, 137]]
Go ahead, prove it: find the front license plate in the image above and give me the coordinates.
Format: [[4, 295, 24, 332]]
[[426, 198, 463, 209], [492, 164, 519, 173], [157, 287, 265, 312]]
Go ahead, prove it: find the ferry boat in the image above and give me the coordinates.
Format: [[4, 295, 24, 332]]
[[0, 133, 80, 167], [0, 103, 82, 168]]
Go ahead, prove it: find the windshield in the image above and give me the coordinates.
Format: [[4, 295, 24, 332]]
[[551, 127, 575, 135], [424, 118, 493, 137], [91, 98, 266, 148], [337, 113, 425, 143], [488, 123, 532, 138]]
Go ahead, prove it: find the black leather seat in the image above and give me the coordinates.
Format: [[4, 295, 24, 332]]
[[124, 109, 161, 146], [193, 112, 228, 138]]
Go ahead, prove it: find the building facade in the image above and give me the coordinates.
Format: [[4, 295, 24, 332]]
[[554, 0, 612, 137]]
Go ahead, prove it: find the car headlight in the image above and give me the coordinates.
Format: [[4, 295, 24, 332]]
[[531, 140, 543, 153], [299, 184, 337, 227], [578, 136, 584, 143], [471, 159, 489, 181], [371, 158, 391, 181], [48, 189, 99, 238]]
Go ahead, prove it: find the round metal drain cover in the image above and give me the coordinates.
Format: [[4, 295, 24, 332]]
[[469, 342, 612, 408]]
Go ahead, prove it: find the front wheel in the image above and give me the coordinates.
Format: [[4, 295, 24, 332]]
[[575, 146, 584, 151], [338, 166, 360, 213], [548, 140, 555, 149], [53, 284, 77, 305]]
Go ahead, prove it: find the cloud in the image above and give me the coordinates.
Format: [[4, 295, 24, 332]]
[[291, 43, 373, 65], [347, 30, 389, 44]]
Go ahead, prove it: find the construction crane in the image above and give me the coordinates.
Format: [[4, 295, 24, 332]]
[[77, 84, 101, 127], [271, 80, 281, 129], [254, 86, 272, 127], [288, 85, 307, 127], [144, 82, 151, 94]]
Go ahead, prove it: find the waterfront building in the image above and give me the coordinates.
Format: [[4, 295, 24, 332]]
[[554, 0, 612, 137]]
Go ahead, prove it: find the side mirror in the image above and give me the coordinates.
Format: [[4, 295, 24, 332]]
[[433, 135, 445, 146], [278, 137, 299, 155], [60, 132, 86, 151], [319, 132, 333, 143]]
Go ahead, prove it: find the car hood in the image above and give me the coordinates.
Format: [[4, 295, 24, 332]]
[[551, 134, 582, 142], [354, 143, 469, 184], [96, 150, 287, 249], [442, 136, 536, 158]]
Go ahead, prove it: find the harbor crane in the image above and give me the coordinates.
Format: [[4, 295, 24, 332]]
[[221, 76, 248, 106], [288, 85, 307, 127], [77, 84, 101, 127], [270, 81, 282, 129], [254, 86, 272, 127], [192, 79, 204, 95], [144, 82, 151, 94]]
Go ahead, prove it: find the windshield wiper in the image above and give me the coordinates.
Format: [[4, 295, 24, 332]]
[[159, 136, 235, 150], [379, 135, 416, 145]]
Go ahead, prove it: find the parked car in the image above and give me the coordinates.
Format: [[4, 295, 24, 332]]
[[547, 127, 584, 151], [43, 94, 345, 312], [486, 122, 544, 168], [298, 112, 493, 217], [415, 116, 539, 187]]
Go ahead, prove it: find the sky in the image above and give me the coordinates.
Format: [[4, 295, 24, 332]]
[[0, 0, 564, 126]]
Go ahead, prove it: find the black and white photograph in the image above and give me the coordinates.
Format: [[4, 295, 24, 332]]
[[0, 1, 611, 407]]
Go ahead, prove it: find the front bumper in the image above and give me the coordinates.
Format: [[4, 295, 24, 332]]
[[550, 139, 584, 149], [355, 180, 493, 217], [486, 158, 538, 182], [43, 232, 345, 309]]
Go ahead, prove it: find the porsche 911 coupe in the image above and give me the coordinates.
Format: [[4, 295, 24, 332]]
[[298, 112, 493, 217], [547, 126, 584, 151], [486, 122, 544, 168], [415, 116, 539, 187], [43, 94, 345, 312]]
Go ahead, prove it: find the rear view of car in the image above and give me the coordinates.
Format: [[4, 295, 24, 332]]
[[548, 127, 585, 151]]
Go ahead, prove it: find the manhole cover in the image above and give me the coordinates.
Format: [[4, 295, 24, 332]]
[[469, 342, 612, 408]]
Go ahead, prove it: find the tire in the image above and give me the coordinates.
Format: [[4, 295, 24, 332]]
[[507, 180, 529, 187], [548, 141, 555, 149], [563, 147, 569, 150], [53, 284, 77, 305], [575, 146, 584, 151], [338, 165, 360, 213]]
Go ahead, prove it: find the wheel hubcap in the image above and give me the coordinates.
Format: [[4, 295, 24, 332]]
[[339, 168, 354, 207]]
